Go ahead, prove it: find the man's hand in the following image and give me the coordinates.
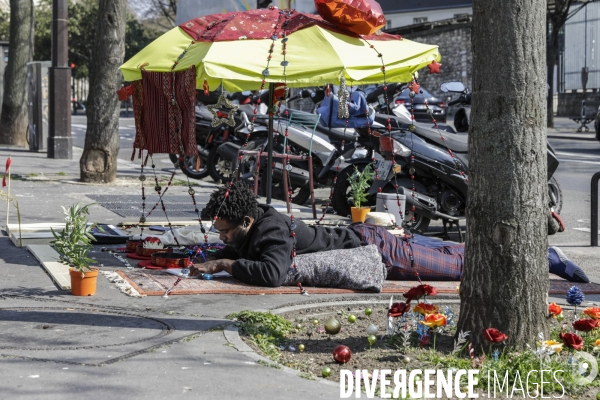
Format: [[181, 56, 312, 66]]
[[190, 259, 235, 276]]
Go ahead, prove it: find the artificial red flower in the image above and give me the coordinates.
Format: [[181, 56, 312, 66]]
[[388, 302, 410, 317], [420, 313, 447, 328], [403, 284, 438, 302], [413, 303, 439, 315], [559, 332, 584, 350], [548, 303, 563, 318], [419, 335, 430, 346], [572, 318, 599, 332], [483, 328, 508, 343], [584, 307, 600, 320], [144, 237, 161, 243]]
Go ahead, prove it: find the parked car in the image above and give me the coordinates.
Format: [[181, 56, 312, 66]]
[[394, 87, 447, 123]]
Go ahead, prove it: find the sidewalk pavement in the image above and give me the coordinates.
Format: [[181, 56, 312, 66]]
[[0, 118, 599, 399]]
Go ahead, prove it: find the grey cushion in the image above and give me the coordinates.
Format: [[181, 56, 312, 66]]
[[282, 245, 386, 292]]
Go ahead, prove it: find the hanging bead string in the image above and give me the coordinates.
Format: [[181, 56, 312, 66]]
[[149, 155, 180, 246], [421, 85, 469, 184], [363, 38, 408, 231], [184, 175, 209, 245], [316, 81, 352, 225], [363, 38, 418, 281], [138, 152, 149, 237], [277, 13, 299, 271]]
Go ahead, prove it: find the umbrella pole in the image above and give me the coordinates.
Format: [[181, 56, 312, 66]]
[[266, 83, 275, 205]]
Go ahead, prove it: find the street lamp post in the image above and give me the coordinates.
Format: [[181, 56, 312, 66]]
[[48, 0, 72, 159]]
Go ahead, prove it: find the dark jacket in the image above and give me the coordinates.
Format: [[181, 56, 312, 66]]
[[217, 205, 361, 287]]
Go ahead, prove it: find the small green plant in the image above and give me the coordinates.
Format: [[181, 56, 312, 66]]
[[50, 203, 102, 273], [28, 172, 39, 177], [57, 172, 67, 176], [228, 310, 293, 361], [348, 164, 374, 208]]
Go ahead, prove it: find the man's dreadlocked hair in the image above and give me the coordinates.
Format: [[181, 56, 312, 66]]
[[202, 182, 259, 225]]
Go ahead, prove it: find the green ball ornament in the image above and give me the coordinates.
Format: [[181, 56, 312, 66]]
[[367, 335, 377, 345], [324, 317, 341, 335], [347, 314, 357, 323], [364, 308, 373, 316], [596, 391, 600, 400], [322, 367, 332, 377]]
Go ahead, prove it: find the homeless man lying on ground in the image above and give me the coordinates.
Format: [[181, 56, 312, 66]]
[[189, 183, 589, 287]]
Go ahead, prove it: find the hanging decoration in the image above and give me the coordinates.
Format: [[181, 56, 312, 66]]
[[116, 85, 133, 101], [337, 77, 350, 119], [427, 60, 442, 74], [314, 0, 386, 36], [207, 93, 239, 127]]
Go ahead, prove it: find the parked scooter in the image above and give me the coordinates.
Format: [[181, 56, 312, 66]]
[[332, 81, 563, 234]]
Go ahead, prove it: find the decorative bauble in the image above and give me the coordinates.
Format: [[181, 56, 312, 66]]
[[402, 355, 411, 363], [139, 216, 146, 223], [347, 314, 357, 323], [364, 308, 373, 316], [409, 91, 416, 98], [298, 344, 305, 352], [139, 174, 146, 181], [321, 367, 332, 377], [188, 188, 195, 195], [367, 335, 377, 345], [366, 324, 378, 335], [408, 125, 416, 132], [596, 391, 600, 400], [324, 317, 341, 335], [312, 319, 319, 326], [333, 345, 352, 364], [155, 185, 162, 192], [296, 323, 303, 330]]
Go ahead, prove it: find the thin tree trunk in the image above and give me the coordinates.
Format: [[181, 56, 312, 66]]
[[457, 0, 549, 352], [547, 28, 559, 128], [0, 0, 34, 147], [80, 0, 126, 183]]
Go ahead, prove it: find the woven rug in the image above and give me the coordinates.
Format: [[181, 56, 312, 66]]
[[113, 270, 600, 296]]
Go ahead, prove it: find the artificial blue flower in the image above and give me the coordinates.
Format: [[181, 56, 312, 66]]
[[492, 350, 500, 362], [566, 286, 584, 306]]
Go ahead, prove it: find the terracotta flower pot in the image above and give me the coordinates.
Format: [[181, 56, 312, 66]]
[[69, 268, 99, 296], [351, 206, 371, 223]]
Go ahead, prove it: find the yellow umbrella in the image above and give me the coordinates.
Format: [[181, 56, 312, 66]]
[[119, 8, 441, 204], [120, 9, 440, 90]]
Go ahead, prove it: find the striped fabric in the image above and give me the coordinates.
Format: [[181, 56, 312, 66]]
[[131, 66, 197, 157], [349, 224, 463, 281]]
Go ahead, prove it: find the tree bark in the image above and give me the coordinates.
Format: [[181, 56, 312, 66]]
[[80, 0, 126, 183], [546, 24, 557, 128], [456, 0, 549, 352], [0, 0, 34, 147]]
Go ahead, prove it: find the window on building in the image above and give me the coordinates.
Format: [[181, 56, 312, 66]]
[[413, 17, 428, 24], [386, 20, 392, 29]]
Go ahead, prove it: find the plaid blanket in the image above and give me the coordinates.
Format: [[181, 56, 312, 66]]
[[349, 224, 463, 281]]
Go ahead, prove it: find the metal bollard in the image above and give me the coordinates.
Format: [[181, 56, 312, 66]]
[[591, 172, 600, 246]]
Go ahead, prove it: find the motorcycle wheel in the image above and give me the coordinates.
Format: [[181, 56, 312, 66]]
[[207, 146, 236, 183], [179, 152, 210, 180], [548, 176, 563, 214], [259, 172, 311, 205], [383, 179, 431, 234]]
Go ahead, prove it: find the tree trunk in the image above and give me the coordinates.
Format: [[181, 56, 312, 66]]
[[546, 26, 559, 128], [79, 0, 126, 183], [457, 0, 549, 352], [0, 0, 34, 147]]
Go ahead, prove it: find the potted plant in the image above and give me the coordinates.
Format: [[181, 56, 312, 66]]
[[348, 164, 375, 223], [51, 203, 103, 296]]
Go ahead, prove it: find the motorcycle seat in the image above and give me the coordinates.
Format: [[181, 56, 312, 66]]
[[314, 124, 360, 144]]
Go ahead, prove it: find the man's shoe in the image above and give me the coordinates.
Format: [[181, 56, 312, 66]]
[[548, 246, 590, 283]]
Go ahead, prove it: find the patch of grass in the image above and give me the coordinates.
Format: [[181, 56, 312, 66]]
[[57, 172, 67, 176], [180, 334, 202, 343], [257, 359, 282, 369], [207, 324, 228, 332], [228, 310, 293, 361], [298, 371, 317, 380], [28, 173, 39, 177]]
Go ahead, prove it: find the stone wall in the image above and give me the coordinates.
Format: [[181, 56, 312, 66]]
[[387, 19, 473, 103], [557, 91, 600, 117]]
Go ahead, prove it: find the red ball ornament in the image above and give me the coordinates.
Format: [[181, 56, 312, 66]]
[[333, 345, 352, 364]]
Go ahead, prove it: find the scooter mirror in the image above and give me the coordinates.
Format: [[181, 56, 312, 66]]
[[440, 82, 465, 93]]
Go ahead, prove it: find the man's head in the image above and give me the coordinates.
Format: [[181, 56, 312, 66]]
[[202, 182, 259, 250]]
